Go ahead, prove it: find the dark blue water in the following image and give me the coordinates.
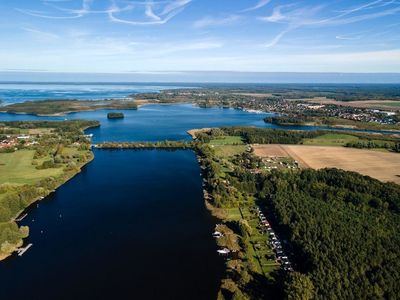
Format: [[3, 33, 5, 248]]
[[0, 83, 187, 104], [0, 150, 223, 300], [0, 104, 273, 142], [1, 104, 396, 141]]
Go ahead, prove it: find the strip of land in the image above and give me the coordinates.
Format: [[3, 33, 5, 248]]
[[0, 99, 138, 116], [253, 144, 400, 184]]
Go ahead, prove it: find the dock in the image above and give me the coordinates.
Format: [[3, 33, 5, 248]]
[[17, 243, 33, 256], [15, 213, 27, 222]]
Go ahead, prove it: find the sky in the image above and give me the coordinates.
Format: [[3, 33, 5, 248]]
[[0, 0, 399, 75]]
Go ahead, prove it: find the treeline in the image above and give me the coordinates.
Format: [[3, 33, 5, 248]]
[[194, 127, 400, 149], [257, 169, 400, 299], [345, 140, 400, 152], [265, 116, 315, 125], [2, 120, 100, 131], [221, 127, 320, 144], [96, 141, 193, 150]]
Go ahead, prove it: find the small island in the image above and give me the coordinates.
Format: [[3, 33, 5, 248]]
[[107, 112, 124, 119]]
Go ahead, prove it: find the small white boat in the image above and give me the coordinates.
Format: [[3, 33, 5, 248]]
[[217, 248, 230, 255]]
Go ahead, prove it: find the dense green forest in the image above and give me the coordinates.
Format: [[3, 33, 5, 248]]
[[257, 169, 400, 299], [193, 127, 400, 299]]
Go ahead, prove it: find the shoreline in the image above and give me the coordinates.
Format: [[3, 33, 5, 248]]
[[0, 153, 94, 262]]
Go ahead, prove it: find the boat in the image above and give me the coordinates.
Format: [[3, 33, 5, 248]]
[[217, 248, 230, 255]]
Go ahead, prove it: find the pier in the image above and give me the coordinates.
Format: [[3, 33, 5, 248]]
[[16, 244, 33, 256], [15, 213, 27, 222]]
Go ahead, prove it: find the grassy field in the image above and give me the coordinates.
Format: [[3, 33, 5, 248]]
[[0, 150, 63, 185], [384, 102, 400, 107], [303, 133, 359, 146], [213, 145, 247, 158], [225, 208, 242, 221], [209, 136, 247, 158], [210, 136, 244, 145]]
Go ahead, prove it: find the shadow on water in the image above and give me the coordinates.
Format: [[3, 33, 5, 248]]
[[0, 150, 225, 300]]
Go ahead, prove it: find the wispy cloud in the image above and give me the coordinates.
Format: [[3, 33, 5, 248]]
[[144, 1, 161, 21], [108, 0, 191, 25], [193, 15, 240, 29], [242, 0, 271, 12], [259, 1, 400, 48], [21, 27, 60, 39], [336, 34, 363, 41], [16, 0, 191, 25], [263, 27, 294, 48]]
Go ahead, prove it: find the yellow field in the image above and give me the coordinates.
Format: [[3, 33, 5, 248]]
[[253, 145, 400, 184]]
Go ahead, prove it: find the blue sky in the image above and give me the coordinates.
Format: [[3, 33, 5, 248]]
[[0, 0, 399, 73]]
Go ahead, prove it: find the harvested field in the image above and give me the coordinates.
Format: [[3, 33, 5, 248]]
[[253, 144, 400, 184]]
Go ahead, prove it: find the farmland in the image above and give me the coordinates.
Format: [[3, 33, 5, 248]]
[[253, 144, 400, 184]]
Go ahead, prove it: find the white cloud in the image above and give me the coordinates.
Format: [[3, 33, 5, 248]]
[[16, 0, 190, 25], [242, 0, 271, 12], [193, 15, 240, 29], [258, 1, 400, 49], [21, 27, 60, 39]]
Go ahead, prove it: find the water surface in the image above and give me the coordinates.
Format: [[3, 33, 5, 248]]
[[0, 104, 272, 142], [0, 150, 223, 300], [0, 83, 188, 104]]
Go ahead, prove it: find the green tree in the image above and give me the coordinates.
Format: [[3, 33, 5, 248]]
[[284, 272, 315, 300]]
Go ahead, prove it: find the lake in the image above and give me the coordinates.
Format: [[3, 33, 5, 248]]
[[0, 102, 272, 299], [0, 82, 190, 105], [0, 103, 274, 142], [0, 150, 224, 300]]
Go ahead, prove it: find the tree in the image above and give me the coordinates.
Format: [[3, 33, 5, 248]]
[[284, 272, 315, 300], [19, 226, 29, 238], [0, 241, 15, 254]]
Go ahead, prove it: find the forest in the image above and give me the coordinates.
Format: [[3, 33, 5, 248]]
[[194, 127, 400, 299], [257, 169, 400, 299]]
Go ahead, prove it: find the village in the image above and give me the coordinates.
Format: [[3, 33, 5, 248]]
[[0, 134, 38, 150]]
